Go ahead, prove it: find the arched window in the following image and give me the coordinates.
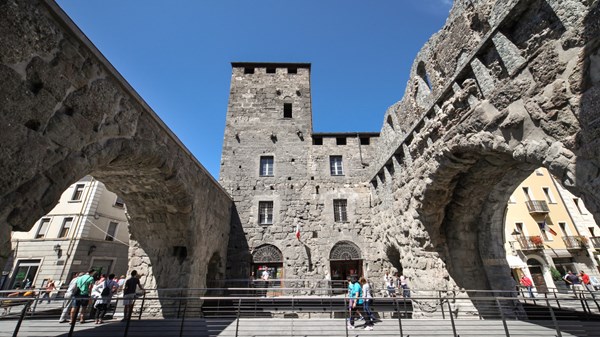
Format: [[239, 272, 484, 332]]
[[252, 244, 283, 263], [329, 241, 362, 261]]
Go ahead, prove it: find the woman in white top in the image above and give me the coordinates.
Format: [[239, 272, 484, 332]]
[[360, 277, 374, 330]]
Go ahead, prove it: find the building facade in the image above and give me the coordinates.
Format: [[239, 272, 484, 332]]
[[3, 176, 129, 290], [219, 63, 384, 286], [504, 168, 600, 292]]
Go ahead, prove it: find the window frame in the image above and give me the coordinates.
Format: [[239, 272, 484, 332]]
[[35, 218, 50, 239], [259, 156, 274, 177], [333, 199, 348, 223], [105, 222, 118, 241], [71, 184, 85, 201], [258, 201, 274, 225], [330, 156, 344, 176], [58, 217, 73, 238]]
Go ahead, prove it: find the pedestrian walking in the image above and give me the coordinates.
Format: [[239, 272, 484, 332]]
[[39, 279, 56, 303], [122, 270, 145, 321], [71, 269, 95, 324], [92, 273, 118, 324], [347, 277, 363, 329], [59, 272, 83, 323], [520, 274, 535, 298], [564, 271, 582, 296], [360, 277, 374, 330], [399, 275, 411, 298]]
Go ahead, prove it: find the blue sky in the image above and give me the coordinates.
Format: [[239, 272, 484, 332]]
[[55, 1, 452, 179]]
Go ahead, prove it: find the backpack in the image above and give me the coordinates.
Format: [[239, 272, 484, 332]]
[[101, 281, 110, 297], [65, 278, 78, 299]]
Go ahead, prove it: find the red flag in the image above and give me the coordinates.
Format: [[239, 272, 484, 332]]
[[295, 224, 300, 240], [548, 227, 558, 236]]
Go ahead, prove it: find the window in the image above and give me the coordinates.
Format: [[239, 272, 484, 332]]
[[522, 187, 532, 201], [573, 198, 587, 214], [515, 222, 526, 236], [283, 103, 292, 118], [259, 201, 273, 225], [105, 222, 118, 241], [360, 137, 370, 145], [330, 156, 344, 176], [59, 217, 73, 238], [287, 67, 297, 74], [260, 156, 274, 176], [10, 259, 40, 289], [333, 199, 348, 222], [71, 184, 84, 201], [312, 137, 323, 145], [266, 67, 276, 74], [244, 67, 254, 74], [542, 187, 555, 203], [336, 137, 346, 145], [559, 222, 570, 236], [114, 196, 125, 208], [538, 222, 550, 241], [35, 219, 50, 239]]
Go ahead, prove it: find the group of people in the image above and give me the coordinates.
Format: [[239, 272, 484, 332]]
[[347, 276, 375, 330], [519, 269, 596, 298], [58, 269, 145, 324], [383, 271, 410, 298]]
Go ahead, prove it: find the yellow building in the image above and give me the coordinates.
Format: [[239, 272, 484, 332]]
[[504, 168, 599, 292]]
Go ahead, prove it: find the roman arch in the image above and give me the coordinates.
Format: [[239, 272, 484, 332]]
[[0, 0, 233, 290], [370, 0, 600, 299], [0, 0, 599, 304]]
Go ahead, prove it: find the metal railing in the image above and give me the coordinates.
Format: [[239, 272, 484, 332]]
[[562, 236, 588, 249], [2, 285, 600, 337], [590, 236, 600, 248], [525, 200, 550, 214], [516, 236, 545, 250]]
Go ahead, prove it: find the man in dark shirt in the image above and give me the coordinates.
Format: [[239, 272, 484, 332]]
[[122, 270, 145, 321], [564, 271, 581, 296]]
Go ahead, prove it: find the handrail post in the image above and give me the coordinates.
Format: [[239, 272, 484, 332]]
[[344, 296, 349, 337], [179, 297, 187, 337], [394, 296, 404, 337], [440, 292, 446, 319], [235, 298, 241, 337], [138, 291, 147, 320], [446, 299, 459, 337], [545, 297, 562, 337], [12, 300, 32, 337], [496, 298, 510, 337]]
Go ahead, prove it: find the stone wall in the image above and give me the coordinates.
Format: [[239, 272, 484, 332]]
[[368, 0, 600, 314], [0, 0, 233, 292]]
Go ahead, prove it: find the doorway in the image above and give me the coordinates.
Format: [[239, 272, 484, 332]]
[[11, 259, 40, 289], [527, 258, 548, 292], [329, 241, 362, 293]]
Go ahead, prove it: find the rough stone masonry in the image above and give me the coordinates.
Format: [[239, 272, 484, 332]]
[[0, 0, 599, 317]]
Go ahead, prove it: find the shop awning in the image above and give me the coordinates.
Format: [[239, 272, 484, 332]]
[[506, 255, 527, 268], [547, 249, 572, 258]]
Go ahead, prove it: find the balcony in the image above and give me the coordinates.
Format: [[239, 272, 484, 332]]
[[525, 200, 550, 214], [516, 236, 544, 250], [562, 236, 588, 249], [590, 236, 600, 248]]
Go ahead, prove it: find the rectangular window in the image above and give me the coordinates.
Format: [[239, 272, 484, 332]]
[[244, 67, 254, 74], [114, 196, 125, 208], [105, 222, 118, 241], [266, 67, 276, 74], [515, 222, 526, 236], [260, 156, 274, 176], [287, 67, 297, 74], [72, 184, 84, 201], [559, 222, 570, 236], [573, 198, 587, 214], [259, 201, 273, 225], [360, 137, 370, 145], [283, 103, 292, 118], [330, 156, 344, 176], [59, 217, 73, 238], [542, 187, 555, 203], [312, 137, 323, 145], [522, 187, 532, 201], [333, 199, 348, 222], [35, 219, 50, 239], [538, 222, 550, 241], [336, 137, 347, 145]]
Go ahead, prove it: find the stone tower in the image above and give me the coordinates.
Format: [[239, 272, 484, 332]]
[[220, 62, 382, 285]]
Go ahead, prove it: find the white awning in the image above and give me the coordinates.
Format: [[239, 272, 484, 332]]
[[506, 255, 527, 268], [547, 249, 572, 258]]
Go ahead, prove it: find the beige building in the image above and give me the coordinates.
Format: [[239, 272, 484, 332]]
[[2, 176, 130, 290], [504, 168, 600, 292]]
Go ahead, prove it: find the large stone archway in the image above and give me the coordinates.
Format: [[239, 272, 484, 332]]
[[0, 0, 233, 291], [369, 0, 600, 306]]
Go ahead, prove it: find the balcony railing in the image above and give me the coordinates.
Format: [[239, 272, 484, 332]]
[[525, 200, 550, 214], [516, 236, 544, 250], [562, 236, 587, 249], [590, 236, 600, 248]]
